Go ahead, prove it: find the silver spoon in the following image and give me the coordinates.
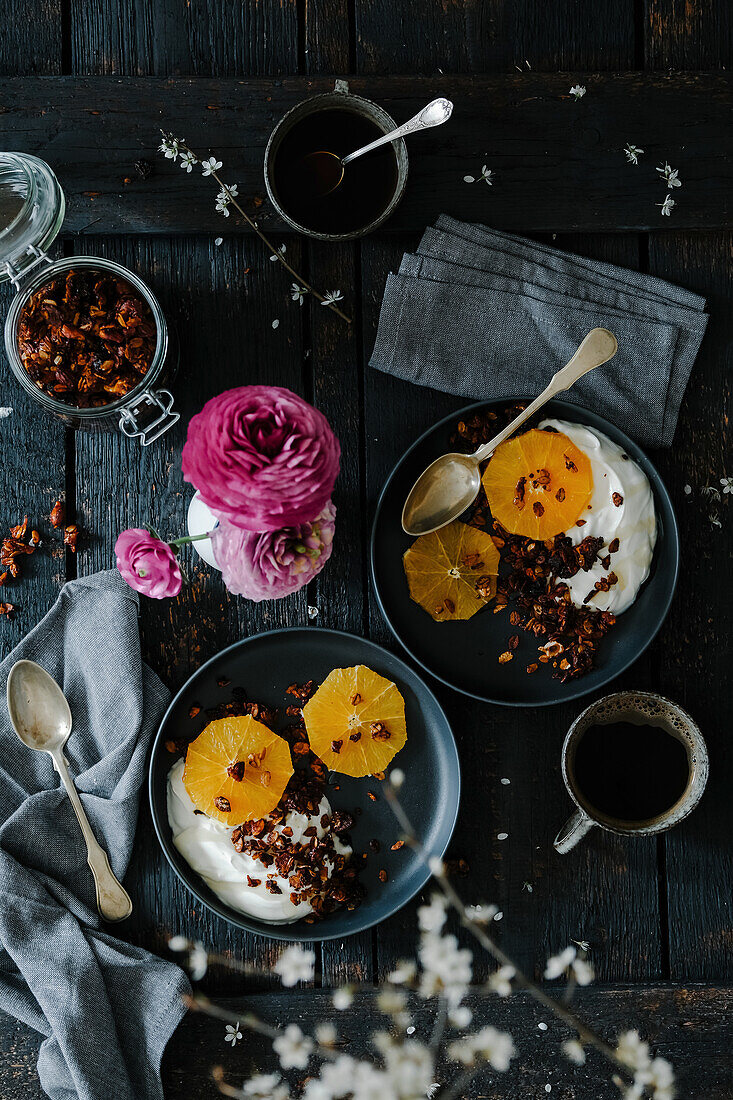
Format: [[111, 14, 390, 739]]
[[7, 660, 133, 922], [401, 327, 619, 536], [301, 97, 453, 198]]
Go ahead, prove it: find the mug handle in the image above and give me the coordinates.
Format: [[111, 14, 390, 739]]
[[554, 809, 594, 854]]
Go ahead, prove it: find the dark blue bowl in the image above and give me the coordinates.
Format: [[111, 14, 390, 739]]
[[149, 628, 460, 941], [371, 399, 679, 707]]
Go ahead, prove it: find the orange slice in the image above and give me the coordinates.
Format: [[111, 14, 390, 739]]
[[183, 715, 293, 824], [482, 429, 593, 539], [403, 519, 500, 622], [302, 666, 406, 777]]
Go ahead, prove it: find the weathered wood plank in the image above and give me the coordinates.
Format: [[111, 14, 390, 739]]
[[355, 0, 636, 73], [2, 73, 731, 234], [3, 985, 732, 1099], [644, 231, 733, 982], [646, 0, 733, 69], [0, 0, 62, 76], [70, 0, 299, 77]]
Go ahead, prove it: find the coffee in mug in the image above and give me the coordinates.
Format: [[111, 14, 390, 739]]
[[554, 691, 708, 853]]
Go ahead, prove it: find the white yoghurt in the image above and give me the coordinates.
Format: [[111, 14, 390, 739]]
[[538, 419, 657, 614], [166, 759, 351, 924]]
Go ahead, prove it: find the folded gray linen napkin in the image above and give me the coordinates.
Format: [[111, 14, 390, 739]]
[[0, 571, 190, 1100], [370, 216, 709, 447]]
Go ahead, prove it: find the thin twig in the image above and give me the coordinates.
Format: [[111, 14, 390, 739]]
[[176, 142, 352, 325]]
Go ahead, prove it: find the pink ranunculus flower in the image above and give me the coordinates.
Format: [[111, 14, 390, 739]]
[[210, 502, 336, 601], [114, 528, 183, 599], [181, 385, 340, 532]]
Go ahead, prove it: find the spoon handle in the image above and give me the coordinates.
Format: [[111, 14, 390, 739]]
[[341, 97, 453, 166], [51, 750, 133, 923], [471, 328, 618, 462]]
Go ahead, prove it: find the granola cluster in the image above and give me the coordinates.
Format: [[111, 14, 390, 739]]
[[17, 268, 156, 408], [0, 503, 80, 620], [454, 408, 619, 682]]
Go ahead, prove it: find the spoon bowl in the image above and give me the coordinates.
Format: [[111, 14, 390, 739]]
[[7, 659, 72, 753]]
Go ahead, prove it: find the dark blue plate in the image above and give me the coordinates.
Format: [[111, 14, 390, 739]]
[[149, 628, 460, 941], [371, 399, 679, 707]]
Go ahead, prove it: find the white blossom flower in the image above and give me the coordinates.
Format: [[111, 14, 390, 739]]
[[274, 944, 315, 987], [448, 1004, 472, 1028], [464, 165, 493, 185], [377, 986, 408, 1017], [332, 986, 354, 1010], [291, 283, 308, 305], [417, 894, 447, 933], [571, 957, 594, 985], [225, 1021, 242, 1045], [242, 1073, 290, 1100], [702, 485, 721, 502], [573, 940, 590, 952], [387, 959, 417, 985], [488, 964, 515, 997], [635, 1056, 675, 1099], [167, 935, 207, 978], [616, 1030, 652, 1071], [215, 183, 239, 217], [466, 903, 498, 923], [187, 941, 208, 980], [389, 768, 405, 789], [270, 245, 287, 261], [448, 1025, 515, 1070], [418, 931, 472, 1006], [272, 1023, 313, 1070], [321, 289, 344, 306], [569, 85, 586, 99], [302, 1055, 356, 1099], [562, 1039, 586, 1065], [428, 855, 445, 878], [158, 131, 182, 160], [544, 946, 577, 980], [658, 195, 675, 216], [720, 476, 733, 493], [624, 144, 644, 165], [315, 1022, 337, 1047], [307, 605, 319, 619], [383, 1038, 434, 1098], [201, 156, 222, 176], [656, 163, 682, 189], [179, 151, 197, 172]]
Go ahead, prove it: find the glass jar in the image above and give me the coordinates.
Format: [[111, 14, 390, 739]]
[[0, 153, 180, 445]]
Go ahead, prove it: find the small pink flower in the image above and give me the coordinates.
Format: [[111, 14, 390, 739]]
[[211, 502, 336, 601], [182, 386, 340, 532], [115, 528, 182, 599]]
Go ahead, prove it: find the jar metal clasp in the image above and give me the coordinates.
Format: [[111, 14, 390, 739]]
[[4, 245, 54, 292], [118, 389, 180, 446]]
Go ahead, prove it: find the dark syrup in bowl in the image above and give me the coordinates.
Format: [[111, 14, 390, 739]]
[[573, 721, 690, 824], [272, 109, 399, 236]]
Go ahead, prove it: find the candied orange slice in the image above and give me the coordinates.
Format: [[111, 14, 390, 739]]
[[482, 429, 593, 539], [302, 666, 407, 777], [183, 715, 293, 824], [403, 519, 500, 622]]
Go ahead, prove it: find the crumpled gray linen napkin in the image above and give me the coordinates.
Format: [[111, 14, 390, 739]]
[[0, 570, 190, 1100], [369, 216, 709, 447]]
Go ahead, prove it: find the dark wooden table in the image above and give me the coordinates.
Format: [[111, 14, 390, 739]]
[[1, 3, 732, 1097]]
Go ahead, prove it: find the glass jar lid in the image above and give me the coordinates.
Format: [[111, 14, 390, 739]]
[[0, 153, 65, 288]]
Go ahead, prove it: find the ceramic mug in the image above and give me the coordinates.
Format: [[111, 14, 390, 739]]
[[554, 690, 708, 854], [263, 80, 409, 242]]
